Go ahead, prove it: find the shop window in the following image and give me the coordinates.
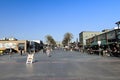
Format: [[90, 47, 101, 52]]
[[18, 43, 25, 50]]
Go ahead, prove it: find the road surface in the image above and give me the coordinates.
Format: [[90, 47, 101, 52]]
[[0, 50, 120, 80]]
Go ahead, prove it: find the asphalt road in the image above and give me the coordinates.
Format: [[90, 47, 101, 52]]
[[0, 50, 120, 80]]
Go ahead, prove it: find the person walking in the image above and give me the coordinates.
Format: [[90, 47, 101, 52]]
[[9, 48, 12, 57], [46, 46, 51, 57], [20, 49, 22, 56]]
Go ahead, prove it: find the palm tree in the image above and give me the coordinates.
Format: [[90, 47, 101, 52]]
[[62, 32, 73, 46], [45, 35, 56, 47]]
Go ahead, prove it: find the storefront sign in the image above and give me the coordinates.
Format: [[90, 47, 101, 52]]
[[26, 54, 34, 64], [0, 43, 17, 48]]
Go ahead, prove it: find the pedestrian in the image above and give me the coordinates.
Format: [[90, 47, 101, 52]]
[[20, 49, 22, 56], [46, 46, 51, 57], [9, 48, 12, 57], [113, 47, 118, 56], [43, 46, 46, 54], [106, 47, 112, 56]]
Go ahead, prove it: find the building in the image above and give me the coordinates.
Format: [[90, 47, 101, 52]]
[[0, 40, 29, 53], [79, 31, 102, 48], [86, 29, 120, 56], [86, 29, 120, 46], [56, 41, 62, 47]]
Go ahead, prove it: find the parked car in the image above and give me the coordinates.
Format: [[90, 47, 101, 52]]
[[3, 48, 18, 54]]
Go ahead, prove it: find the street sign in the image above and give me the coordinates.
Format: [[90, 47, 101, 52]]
[[26, 54, 34, 64]]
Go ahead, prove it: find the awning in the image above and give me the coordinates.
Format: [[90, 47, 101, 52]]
[[91, 40, 107, 46], [91, 41, 98, 46], [101, 40, 107, 45]]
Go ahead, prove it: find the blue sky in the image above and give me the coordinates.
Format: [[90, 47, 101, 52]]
[[0, 0, 120, 42]]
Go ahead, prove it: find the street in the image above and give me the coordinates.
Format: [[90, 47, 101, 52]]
[[0, 50, 120, 80]]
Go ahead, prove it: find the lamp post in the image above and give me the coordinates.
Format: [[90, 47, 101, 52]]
[[115, 21, 120, 29], [98, 41, 101, 56], [115, 21, 120, 50]]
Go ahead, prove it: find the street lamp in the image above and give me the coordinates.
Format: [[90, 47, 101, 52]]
[[115, 21, 120, 29], [115, 21, 120, 50], [98, 41, 101, 56]]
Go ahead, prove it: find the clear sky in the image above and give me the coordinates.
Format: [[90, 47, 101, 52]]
[[0, 0, 120, 42]]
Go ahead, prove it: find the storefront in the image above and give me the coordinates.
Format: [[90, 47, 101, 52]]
[[0, 40, 29, 53]]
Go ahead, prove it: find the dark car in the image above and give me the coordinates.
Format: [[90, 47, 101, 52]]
[[3, 48, 18, 54]]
